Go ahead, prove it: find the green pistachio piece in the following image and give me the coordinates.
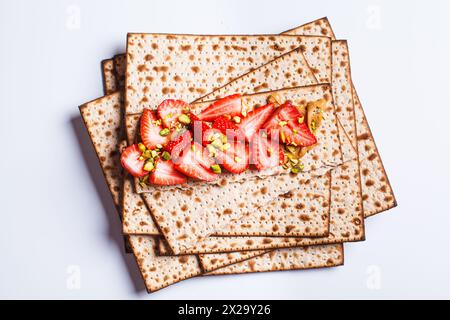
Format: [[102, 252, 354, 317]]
[[280, 131, 286, 143], [211, 164, 222, 174], [143, 161, 155, 172], [159, 128, 170, 136], [291, 167, 300, 174], [141, 150, 152, 159], [161, 151, 171, 161], [211, 139, 223, 149], [178, 114, 191, 125], [151, 150, 159, 158], [138, 143, 146, 152]]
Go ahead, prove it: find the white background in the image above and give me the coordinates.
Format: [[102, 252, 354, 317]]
[[1, 0, 450, 300]]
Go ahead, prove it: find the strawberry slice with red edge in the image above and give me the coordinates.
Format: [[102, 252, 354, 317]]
[[284, 121, 317, 147], [157, 99, 191, 128], [196, 94, 242, 122], [173, 142, 218, 182], [238, 103, 275, 142], [149, 160, 187, 186], [215, 140, 250, 174], [262, 102, 317, 147], [212, 116, 239, 137], [120, 144, 147, 178], [140, 109, 169, 149], [262, 101, 296, 134], [190, 114, 212, 146], [251, 132, 285, 171], [164, 130, 192, 158]]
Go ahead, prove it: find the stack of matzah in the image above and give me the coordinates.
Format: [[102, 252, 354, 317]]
[[79, 17, 396, 293]]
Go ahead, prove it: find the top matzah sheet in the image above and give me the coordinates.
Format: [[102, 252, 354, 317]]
[[124, 34, 331, 115]]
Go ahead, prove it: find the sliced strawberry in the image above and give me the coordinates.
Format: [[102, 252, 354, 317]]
[[238, 103, 275, 142], [251, 132, 285, 171], [190, 115, 212, 146], [191, 142, 216, 169], [285, 121, 317, 147], [196, 94, 242, 122], [157, 99, 191, 128], [149, 160, 187, 186], [173, 143, 218, 182], [212, 116, 239, 136], [201, 128, 222, 147], [215, 141, 250, 174], [140, 109, 169, 149], [164, 130, 192, 157], [120, 144, 147, 178], [262, 101, 296, 134], [262, 102, 317, 147]]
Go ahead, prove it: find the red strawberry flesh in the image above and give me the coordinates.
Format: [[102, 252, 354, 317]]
[[212, 115, 239, 137], [140, 109, 169, 149], [164, 130, 192, 158], [238, 103, 275, 142], [173, 143, 218, 182], [251, 132, 285, 171], [216, 141, 249, 174], [196, 94, 242, 122], [157, 99, 191, 128], [262, 102, 317, 147], [120, 144, 147, 178], [149, 160, 187, 186]]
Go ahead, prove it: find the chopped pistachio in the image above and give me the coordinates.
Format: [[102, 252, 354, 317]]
[[291, 167, 300, 174], [191, 144, 196, 152], [207, 144, 217, 156], [211, 164, 222, 174], [221, 143, 231, 151], [241, 110, 248, 117], [211, 139, 223, 149], [183, 107, 191, 114], [139, 156, 145, 161], [159, 128, 170, 136], [178, 114, 191, 125], [299, 163, 305, 171], [142, 150, 153, 159], [143, 161, 155, 172], [151, 150, 159, 158], [161, 151, 171, 161], [311, 121, 317, 132], [138, 143, 146, 152], [233, 116, 241, 124], [280, 131, 286, 143], [164, 113, 173, 120], [298, 116, 305, 124], [234, 156, 242, 163], [221, 134, 228, 144], [278, 121, 288, 127], [156, 144, 163, 149], [286, 145, 299, 154]]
